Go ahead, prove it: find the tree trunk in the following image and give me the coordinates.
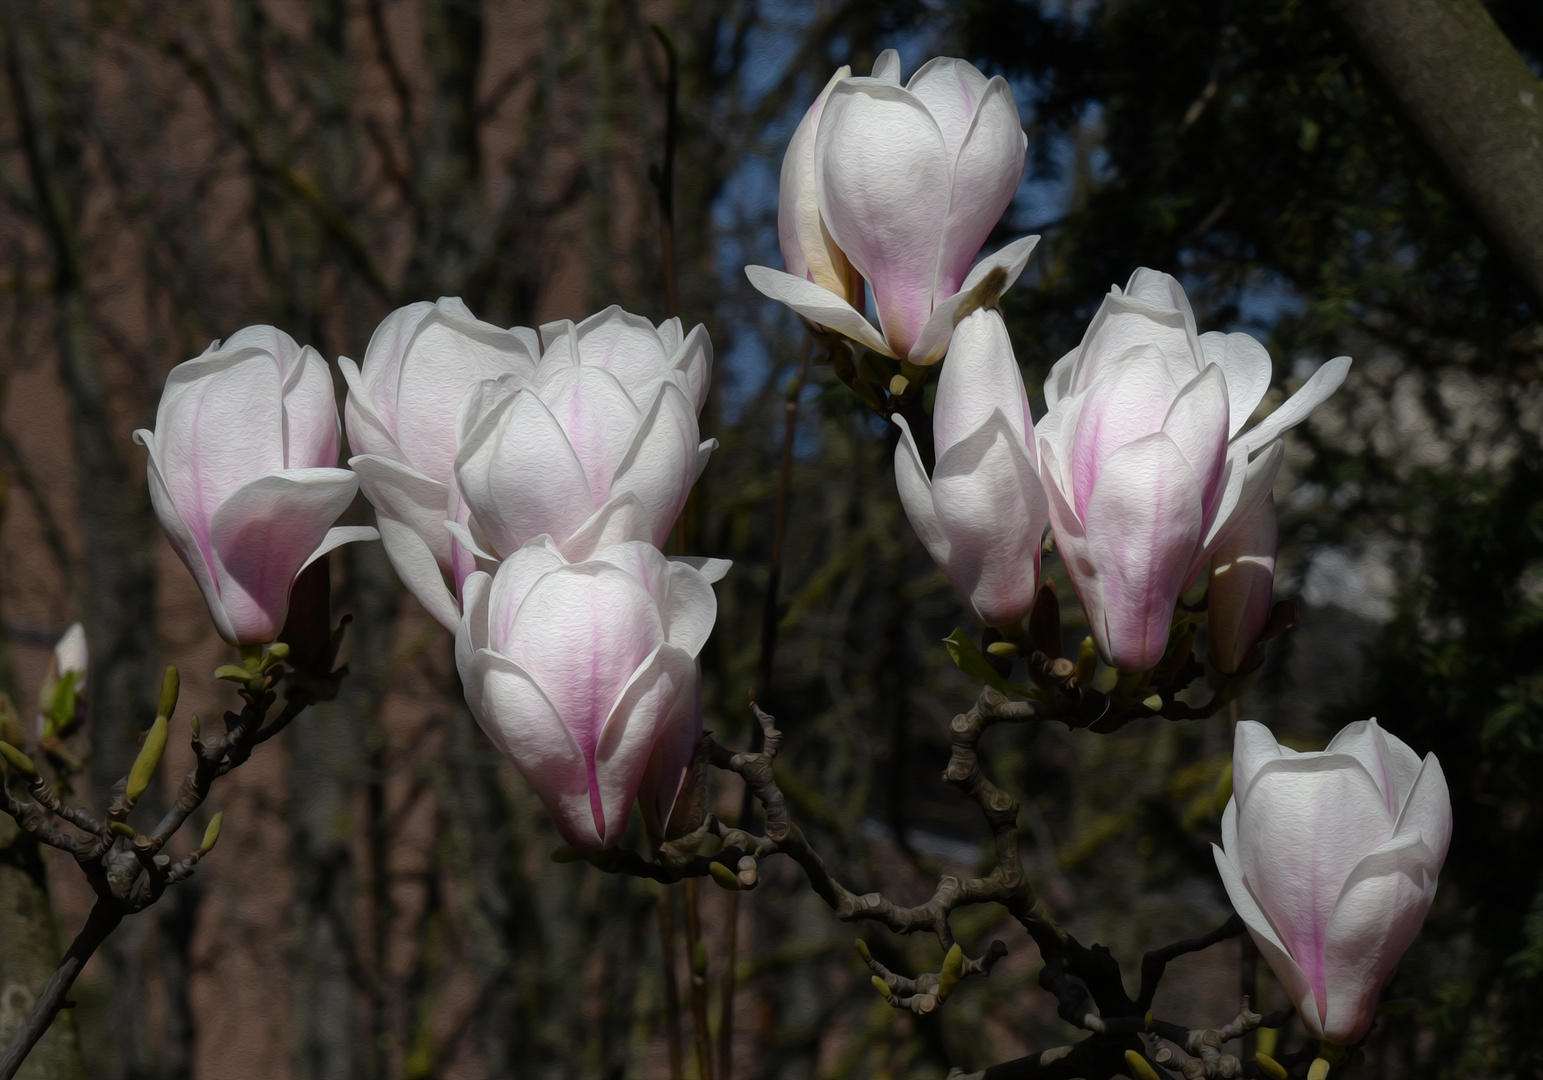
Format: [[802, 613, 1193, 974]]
[[1327, 0, 1543, 307], [0, 820, 86, 1080]]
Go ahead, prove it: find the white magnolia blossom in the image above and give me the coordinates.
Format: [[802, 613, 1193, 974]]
[[1037, 269, 1349, 671], [456, 538, 728, 851], [894, 308, 1048, 627], [1215, 720, 1451, 1046], [748, 50, 1036, 365]]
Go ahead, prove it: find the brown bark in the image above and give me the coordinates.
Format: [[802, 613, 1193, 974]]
[[1327, 0, 1543, 307]]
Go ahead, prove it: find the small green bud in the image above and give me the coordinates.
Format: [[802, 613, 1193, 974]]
[[1213, 761, 1234, 817], [1124, 1050, 1161, 1080], [191, 715, 202, 739], [1254, 1052, 1288, 1080], [708, 862, 740, 890], [1074, 637, 1097, 685], [157, 665, 180, 720], [126, 715, 169, 802], [266, 642, 290, 663], [0, 742, 39, 778], [201, 812, 223, 852], [214, 665, 253, 684], [108, 821, 136, 840], [888, 374, 909, 396], [985, 641, 1018, 657], [869, 975, 891, 1001], [854, 939, 872, 963], [1141, 693, 1163, 711], [1144, 1010, 1154, 1031], [937, 943, 964, 1000], [1307, 1058, 1331, 1080]]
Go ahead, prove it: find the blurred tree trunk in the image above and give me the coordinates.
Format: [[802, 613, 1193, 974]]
[[0, 820, 86, 1080], [1328, 0, 1543, 307], [2, 7, 164, 1077]]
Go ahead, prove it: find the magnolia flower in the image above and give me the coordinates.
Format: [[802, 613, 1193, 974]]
[[343, 298, 540, 630], [450, 311, 714, 575], [36, 622, 87, 739], [135, 327, 377, 646], [455, 538, 728, 851], [747, 50, 1036, 365], [1207, 494, 1278, 675], [894, 309, 1048, 627], [1215, 720, 1451, 1046], [1036, 269, 1349, 671]]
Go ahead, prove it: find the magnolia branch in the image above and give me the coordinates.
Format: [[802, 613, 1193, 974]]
[[0, 630, 347, 1080]]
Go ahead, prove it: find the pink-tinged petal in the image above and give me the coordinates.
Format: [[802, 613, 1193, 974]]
[[1200, 331, 1274, 438], [340, 356, 405, 464], [1068, 289, 1203, 400], [1034, 393, 1083, 511], [932, 77, 1026, 301], [350, 454, 454, 569], [536, 366, 642, 503], [1162, 364, 1231, 526], [1206, 494, 1277, 674], [1081, 432, 1204, 670], [670, 323, 715, 417], [1122, 268, 1199, 329], [455, 569, 493, 675], [567, 306, 675, 400], [586, 542, 719, 658], [1238, 356, 1352, 460], [558, 492, 656, 561], [1213, 834, 1322, 1039], [908, 235, 1040, 365], [1326, 718, 1425, 820], [136, 429, 236, 644], [1231, 719, 1295, 808], [904, 57, 991, 173], [304, 526, 380, 571], [817, 78, 952, 357], [206, 468, 362, 645], [375, 514, 460, 631], [656, 317, 684, 357], [1042, 343, 1082, 410], [931, 412, 1047, 628], [672, 556, 731, 584], [608, 381, 701, 548], [1236, 753, 1394, 1020], [595, 643, 697, 848], [870, 49, 901, 84], [156, 349, 287, 558], [464, 649, 600, 851], [933, 309, 1033, 454], [1319, 833, 1441, 1043], [505, 566, 665, 779], [1200, 439, 1283, 560], [744, 266, 894, 357], [1070, 352, 1183, 520], [278, 346, 341, 469], [893, 415, 949, 566], [1391, 751, 1452, 864], [484, 538, 568, 657], [351, 301, 438, 430], [390, 300, 538, 484], [1036, 432, 1098, 622], [638, 658, 703, 840], [456, 389, 595, 556], [779, 66, 864, 305]]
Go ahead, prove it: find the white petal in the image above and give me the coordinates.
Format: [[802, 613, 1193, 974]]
[[745, 265, 894, 357]]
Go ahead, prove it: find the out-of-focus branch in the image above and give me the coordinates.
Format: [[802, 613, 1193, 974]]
[[1327, 0, 1543, 308]]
